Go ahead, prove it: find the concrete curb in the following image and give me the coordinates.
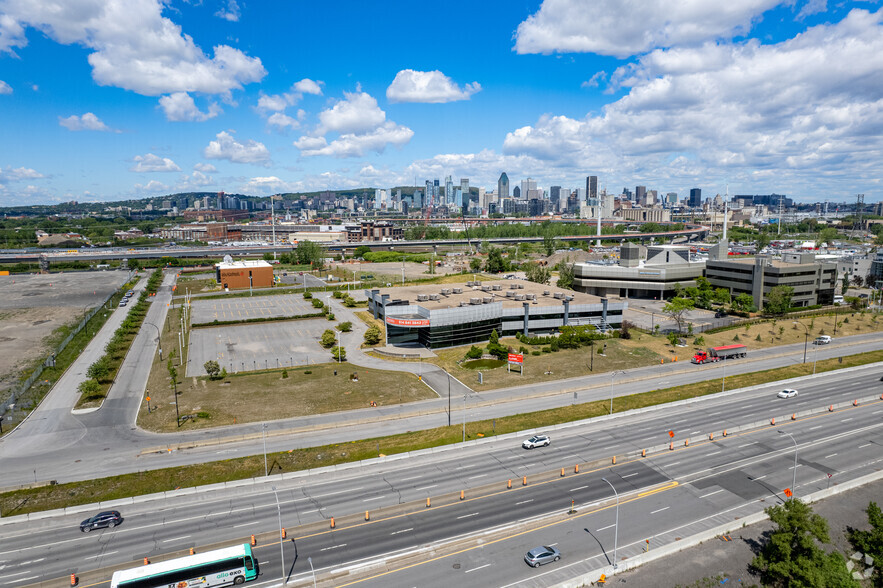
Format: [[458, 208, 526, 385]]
[[549, 467, 883, 588]]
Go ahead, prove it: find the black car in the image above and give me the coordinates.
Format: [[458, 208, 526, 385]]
[[80, 510, 122, 532], [714, 310, 728, 318]]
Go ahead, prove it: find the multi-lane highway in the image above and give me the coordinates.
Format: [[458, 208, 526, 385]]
[[2, 363, 881, 587]]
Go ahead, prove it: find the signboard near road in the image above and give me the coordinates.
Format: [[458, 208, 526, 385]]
[[507, 353, 524, 375]]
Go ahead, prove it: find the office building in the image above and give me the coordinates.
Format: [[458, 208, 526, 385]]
[[689, 188, 702, 208], [215, 260, 274, 290], [521, 178, 537, 199], [574, 244, 704, 299], [635, 186, 646, 204], [498, 173, 509, 199], [586, 176, 598, 200], [367, 281, 626, 349], [444, 176, 453, 206]]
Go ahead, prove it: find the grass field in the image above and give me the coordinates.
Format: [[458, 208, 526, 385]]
[[4, 348, 881, 516]]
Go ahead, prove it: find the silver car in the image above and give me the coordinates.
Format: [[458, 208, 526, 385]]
[[522, 434, 551, 449], [524, 545, 561, 567]]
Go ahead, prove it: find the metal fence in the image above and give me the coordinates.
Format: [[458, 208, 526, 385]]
[[0, 270, 135, 424]]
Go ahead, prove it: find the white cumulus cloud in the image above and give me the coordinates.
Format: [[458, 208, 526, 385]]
[[215, 0, 240, 22], [58, 112, 118, 132], [0, 80, 11, 94], [204, 130, 270, 164], [159, 92, 221, 121], [0, 166, 45, 184], [193, 162, 217, 172], [386, 69, 481, 103], [267, 112, 299, 130], [133, 179, 169, 194], [318, 90, 386, 134], [295, 122, 413, 158], [514, 0, 784, 58], [130, 153, 181, 173], [0, 0, 265, 96], [292, 78, 323, 96]]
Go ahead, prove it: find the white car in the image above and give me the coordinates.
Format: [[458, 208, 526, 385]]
[[522, 434, 551, 449], [777, 389, 799, 399]]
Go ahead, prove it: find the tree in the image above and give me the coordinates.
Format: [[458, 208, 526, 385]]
[[662, 297, 695, 333], [484, 247, 509, 273], [733, 292, 756, 312], [363, 325, 381, 345], [320, 329, 337, 348], [852, 274, 864, 288], [842, 274, 850, 295], [524, 261, 551, 285], [337, 321, 352, 332], [542, 233, 558, 256], [465, 345, 483, 359], [203, 360, 220, 379], [86, 359, 110, 382], [556, 259, 575, 290], [849, 501, 883, 587], [751, 499, 858, 588], [78, 378, 103, 399], [353, 245, 370, 259], [330, 346, 346, 361], [489, 329, 499, 345], [712, 288, 732, 305], [756, 232, 771, 252], [469, 257, 482, 272], [262, 252, 274, 262], [294, 239, 325, 268], [765, 285, 794, 314], [818, 227, 838, 247]]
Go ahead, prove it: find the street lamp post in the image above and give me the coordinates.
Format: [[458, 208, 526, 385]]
[[308, 556, 317, 588], [793, 321, 808, 363], [609, 370, 623, 415], [146, 322, 163, 361], [778, 430, 798, 499], [462, 393, 467, 443], [262, 423, 269, 476], [271, 486, 286, 585], [601, 477, 620, 572]]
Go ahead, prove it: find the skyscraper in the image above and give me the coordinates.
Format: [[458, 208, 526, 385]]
[[635, 186, 646, 203], [586, 176, 598, 200], [521, 177, 537, 199], [690, 188, 702, 208], [550, 186, 561, 210], [498, 172, 509, 198], [444, 175, 453, 206]]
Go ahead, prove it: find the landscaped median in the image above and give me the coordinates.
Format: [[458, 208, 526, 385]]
[[3, 349, 883, 516]]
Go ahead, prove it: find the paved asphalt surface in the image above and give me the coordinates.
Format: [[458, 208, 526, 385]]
[[1, 364, 881, 587]]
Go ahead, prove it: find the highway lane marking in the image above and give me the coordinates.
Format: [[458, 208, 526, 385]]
[[700, 490, 724, 498], [7, 576, 38, 584], [873, 410, 883, 415], [690, 431, 702, 435], [651, 507, 670, 514], [456, 513, 480, 520], [841, 418, 853, 422], [755, 475, 767, 480], [570, 486, 589, 492], [706, 451, 721, 456], [810, 425, 823, 430], [362, 496, 385, 502], [233, 522, 253, 528], [302, 509, 323, 514], [859, 444, 872, 448], [621, 473, 639, 478], [667, 462, 681, 467], [738, 442, 757, 447], [0, 571, 32, 579], [515, 499, 534, 505], [468, 474, 488, 480], [597, 524, 615, 531], [85, 551, 118, 559], [825, 453, 838, 459], [400, 475, 423, 481], [312, 487, 363, 498], [321, 544, 347, 552], [464, 563, 491, 574], [390, 528, 413, 536], [416, 485, 438, 491], [162, 535, 191, 542]]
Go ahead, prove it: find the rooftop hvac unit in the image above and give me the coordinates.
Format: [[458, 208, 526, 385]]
[[481, 286, 491, 292], [515, 294, 525, 301], [543, 290, 550, 296], [452, 287, 462, 294], [553, 292, 565, 299], [470, 297, 481, 305], [459, 301, 468, 307], [430, 294, 441, 301], [466, 281, 474, 287], [441, 288, 451, 295], [566, 295, 575, 301], [417, 294, 428, 301], [506, 291, 515, 297], [526, 293, 536, 300], [483, 297, 493, 304], [474, 281, 482, 286], [492, 284, 502, 291]]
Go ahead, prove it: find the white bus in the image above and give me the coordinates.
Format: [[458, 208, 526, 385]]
[[110, 543, 258, 588]]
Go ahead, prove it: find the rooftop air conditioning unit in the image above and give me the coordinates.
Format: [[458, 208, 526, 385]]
[[430, 294, 441, 301], [441, 288, 451, 295], [526, 293, 536, 300], [452, 287, 462, 294], [566, 295, 575, 301], [466, 281, 474, 287], [417, 294, 428, 301], [543, 290, 550, 296], [553, 292, 565, 299], [481, 286, 491, 292], [470, 297, 481, 305], [474, 281, 482, 286], [506, 291, 515, 297], [515, 294, 525, 301], [483, 297, 493, 304], [492, 284, 502, 291]]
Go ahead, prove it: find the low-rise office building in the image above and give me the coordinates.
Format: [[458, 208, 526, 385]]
[[706, 253, 836, 310], [366, 280, 626, 349], [215, 259, 274, 290], [573, 244, 704, 299]]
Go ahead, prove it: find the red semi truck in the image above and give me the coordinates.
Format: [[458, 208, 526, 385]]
[[691, 344, 747, 364]]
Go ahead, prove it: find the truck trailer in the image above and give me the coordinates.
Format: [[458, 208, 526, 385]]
[[691, 344, 747, 364]]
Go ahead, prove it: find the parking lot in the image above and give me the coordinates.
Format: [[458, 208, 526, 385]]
[[190, 293, 318, 324], [186, 319, 332, 376]]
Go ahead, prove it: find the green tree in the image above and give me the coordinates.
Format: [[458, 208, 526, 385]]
[[818, 227, 838, 247], [203, 360, 220, 379], [469, 257, 482, 272], [364, 325, 381, 346], [295, 240, 325, 268], [262, 252, 274, 262], [489, 329, 499, 346], [712, 288, 732, 305], [465, 345, 483, 359], [849, 501, 883, 587], [733, 292, 756, 312], [484, 247, 509, 273], [755, 232, 771, 252], [542, 233, 558, 256], [337, 321, 352, 332], [752, 499, 858, 588], [556, 260, 575, 290], [662, 297, 695, 333], [330, 346, 346, 361], [353, 245, 371, 258], [77, 378, 103, 399], [765, 285, 794, 314], [86, 359, 110, 382], [320, 329, 337, 348], [842, 274, 850, 295], [524, 261, 551, 285]]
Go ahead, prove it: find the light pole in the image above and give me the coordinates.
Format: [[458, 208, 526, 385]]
[[609, 370, 623, 415], [308, 556, 317, 588], [262, 422, 269, 476], [146, 322, 162, 361], [336, 329, 341, 364], [271, 486, 286, 585], [793, 321, 808, 363], [778, 430, 798, 499], [601, 477, 620, 572], [462, 393, 467, 443]]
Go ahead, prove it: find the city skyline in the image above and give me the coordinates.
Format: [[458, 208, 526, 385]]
[[0, 1, 881, 206]]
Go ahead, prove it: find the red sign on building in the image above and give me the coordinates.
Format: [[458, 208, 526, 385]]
[[507, 353, 524, 364], [386, 317, 430, 327]]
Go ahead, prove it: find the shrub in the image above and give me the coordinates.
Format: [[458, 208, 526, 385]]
[[733, 334, 740, 341], [326, 313, 335, 321], [541, 346, 551, 353], [337, 321, 352, 332], [619, 320, 633, 340], [311, 299, 324, 309], [282, 370, 288, 379], [304, 370, 312, 375], [465, 345, 483, 359], [320, 329, 337, 348], [364, 325, 382, 346], [519, 346, 529, 354], [303, 291, 312, 299], [333, 291, 343, 299], [550, 340, 560, 352], [755, 334, 762, 341], [694, 336, 705, 346], [531, 350, 541, 356], [196, 411, 210, 419]]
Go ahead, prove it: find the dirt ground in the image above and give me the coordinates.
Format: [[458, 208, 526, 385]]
[[0, 271, 128, 395]]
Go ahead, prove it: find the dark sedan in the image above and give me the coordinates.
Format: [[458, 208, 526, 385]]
[[80, 510, 122, 532]]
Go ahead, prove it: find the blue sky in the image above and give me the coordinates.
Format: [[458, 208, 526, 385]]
[[0, 0, 881, 206]]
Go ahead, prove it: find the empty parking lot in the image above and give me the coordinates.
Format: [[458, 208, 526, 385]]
[[190, 293, 319, 324]]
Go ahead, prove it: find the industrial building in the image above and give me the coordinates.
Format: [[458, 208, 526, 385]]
[[215, 259, 274, 290], [366, 281, 626, 349]]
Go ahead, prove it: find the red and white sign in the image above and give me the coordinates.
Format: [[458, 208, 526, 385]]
[[507, 353, 524, 364], [385, 317, 430, 327]]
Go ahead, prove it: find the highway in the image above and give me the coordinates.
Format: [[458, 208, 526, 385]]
[[2, 364, 881, 586]]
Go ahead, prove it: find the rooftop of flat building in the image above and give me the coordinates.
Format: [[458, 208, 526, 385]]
[[370, 278, 612, 310]]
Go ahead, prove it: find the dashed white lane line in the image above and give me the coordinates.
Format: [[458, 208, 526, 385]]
[[312, 487, 362, 498], [706, 451, 721, 456], [738, 442, 756, 448], [457, 513, 480, 520], [362, 496, 385, 502], [162, 535, 191, 542], [841, 418, 853, 423], [570, 486, 589, 492], [400, 475, 422, 481], [320, 544, 347, 552], [810, 425, 823, 430], [700, 489, 724, 499], [468, 474, 488, 480], [825, 453, 838, 459], [516, 499, 534, 505], [84, 551, 118, 560], [416, 485, 438, 491], [465, 564, 492, 574], [859, 444, 872, 449], [233, 522, 252, 528], [390, 528, 413, 536], [651, 507, 670, 514], [621, 473, 639, 478]]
